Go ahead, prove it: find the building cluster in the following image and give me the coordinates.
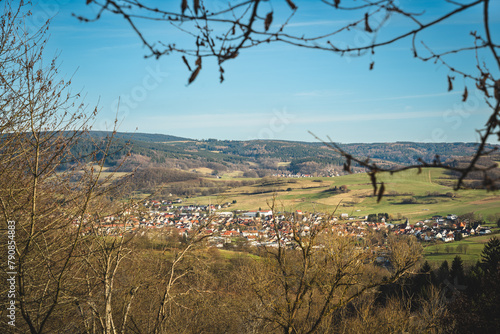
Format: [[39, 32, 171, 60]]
[[391, 215, 492, 242], [79, 200, 493, 249], [272, 173, 314, 178]]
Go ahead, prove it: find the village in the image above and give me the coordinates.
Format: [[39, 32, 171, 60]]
[[89, 199, 493, 249]]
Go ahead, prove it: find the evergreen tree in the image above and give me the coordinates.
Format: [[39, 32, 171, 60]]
[[420, 261, 432, 274], [481, 237, 500, 275], [465, 261, 483, 297], [416, 261, 434, 287], [437, 260, 450, 283], [450, 256, 464, 284]]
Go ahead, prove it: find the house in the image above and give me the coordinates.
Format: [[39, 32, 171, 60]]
[[242, 230, 259, 237], [241, 210, 272, 218], [216, 212, 233, 217], [443, 233, 454, 242]]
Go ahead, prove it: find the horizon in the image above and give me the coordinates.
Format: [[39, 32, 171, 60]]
[[27, 1, 500, 144], [95, 130, 499, 146]]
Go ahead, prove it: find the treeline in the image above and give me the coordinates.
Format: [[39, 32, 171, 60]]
[[381, 237, 500, 333], [338, 142, 500, 166], [122, 167, 200, 193], [118, 167, 257, 196], [158, 178, 258, 197], [64, 132, 500, 183], [87, 131, 188, 143], [445, 156, 500, 190], [6, 223, 499, 333], [288, 157, 345, 174]]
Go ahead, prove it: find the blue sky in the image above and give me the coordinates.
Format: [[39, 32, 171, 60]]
[[28, 0, 500, 143]]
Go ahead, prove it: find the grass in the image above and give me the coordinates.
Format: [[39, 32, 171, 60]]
[[220, 171, 245, 179], [191, 167, 214, 175], [96, 171, 131, 181], [217, 249, 260, 260], [108, 165, 500, 267], [183, 168, 500, 223], [422, 234, 498, 265], [61, 164, 131, 184]]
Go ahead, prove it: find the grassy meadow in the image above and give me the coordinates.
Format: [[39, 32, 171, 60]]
[[423, 234, 497, 265], [186, 168, 500, 225], [184, 167, 500, 266]]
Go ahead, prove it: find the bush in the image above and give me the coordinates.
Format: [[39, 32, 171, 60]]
[[401, 197, 418, 204], [243, 170, 259, 178]]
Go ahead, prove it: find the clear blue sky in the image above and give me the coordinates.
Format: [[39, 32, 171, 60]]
[[28, 0, 500, 143]]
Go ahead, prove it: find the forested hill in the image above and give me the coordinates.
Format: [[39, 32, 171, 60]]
[[87, 131, 189, 143], [73, 132, 499, 174]]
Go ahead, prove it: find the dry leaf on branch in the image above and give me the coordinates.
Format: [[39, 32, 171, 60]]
[[364, 13, 373, 32], [265, 12, 273, 31], [188, 66, 201, 84], [285, 0, 297, 10]]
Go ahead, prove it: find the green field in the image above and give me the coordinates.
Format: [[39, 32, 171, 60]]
[[126, 166, 500, 266], [423, 234, 498, 266], [184, 168, 500, 225]]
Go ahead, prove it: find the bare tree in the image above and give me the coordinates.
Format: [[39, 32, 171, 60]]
[[0, 2, 127, 332], [243, 198, 422, 333], [72, 217, 137, 334], [148, 223, 213, 334]]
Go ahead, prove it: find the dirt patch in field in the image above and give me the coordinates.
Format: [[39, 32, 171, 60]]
[[469, 196, 500, 205]]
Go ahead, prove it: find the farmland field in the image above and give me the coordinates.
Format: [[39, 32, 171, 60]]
[[423, 234, 497, 265], [184, 168, 500, 225]]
